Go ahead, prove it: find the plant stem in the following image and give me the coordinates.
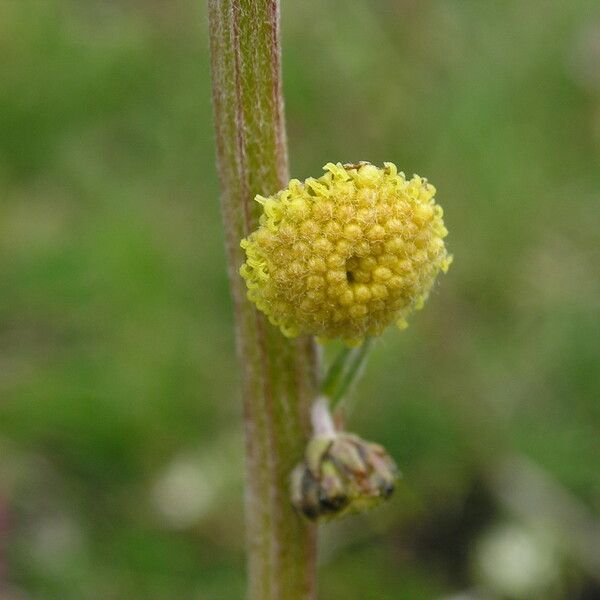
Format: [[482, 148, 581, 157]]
[[208, 1, 319, 599]]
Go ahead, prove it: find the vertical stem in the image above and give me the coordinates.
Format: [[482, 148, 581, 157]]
[[208, 2, 318, 599]]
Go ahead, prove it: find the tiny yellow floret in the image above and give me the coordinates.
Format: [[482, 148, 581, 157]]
[[240, 162, 451, 344]]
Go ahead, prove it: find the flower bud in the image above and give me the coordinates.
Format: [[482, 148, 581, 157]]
[[291, 432, 399, 520]]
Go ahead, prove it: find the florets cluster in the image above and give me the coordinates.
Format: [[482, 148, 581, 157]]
[[240, 162, 451, 344]]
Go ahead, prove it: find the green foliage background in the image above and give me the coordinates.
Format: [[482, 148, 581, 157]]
[[1, 1, 599, 598]]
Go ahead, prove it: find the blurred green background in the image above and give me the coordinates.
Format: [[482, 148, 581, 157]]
[[1, 1, 599, 598]]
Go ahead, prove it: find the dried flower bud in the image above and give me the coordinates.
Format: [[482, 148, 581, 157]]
[[291, 431, 399, 520], [240, 162, 451, 344]]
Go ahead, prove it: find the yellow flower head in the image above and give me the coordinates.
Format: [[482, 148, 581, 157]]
[[240, 162, 451, 344]]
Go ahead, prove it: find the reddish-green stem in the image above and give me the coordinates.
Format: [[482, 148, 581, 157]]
[[208, 1, 319, 598]]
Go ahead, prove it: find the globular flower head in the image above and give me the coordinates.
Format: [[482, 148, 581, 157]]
[[291, 431, 399, 520], [240, 162, 451, 344]]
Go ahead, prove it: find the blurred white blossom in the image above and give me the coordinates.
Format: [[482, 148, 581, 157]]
[[474, 523, 559, 599]]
